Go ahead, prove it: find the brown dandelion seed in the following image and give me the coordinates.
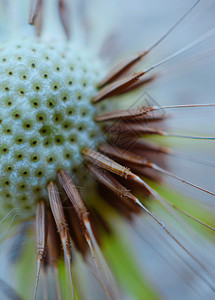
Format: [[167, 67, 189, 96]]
[[47, 182, 75, 300], [58, 170, 122, 299], [46, 211, 61, 300], [58, 0, 71, 39], [95, 105, 154, 122], [98, 0, 200, 88], [28, 0, 42, 25], [2, 0, 215, 298], [82, 148, 215, 285], [98, 144, 215, 230], [33, 201, 47, 300], [93, 71, 146, 103], [28, 0, 43, 36]]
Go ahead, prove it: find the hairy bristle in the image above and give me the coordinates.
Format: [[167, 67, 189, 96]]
[[58, 170, 122, 299], [46, 211, 61, 268], [34, 201, 47, 300], [98, 51, 148, 88], [47, 182, 75, 300], [46, 211, 61, 299], [58, 170, 88, 221], [98, 0, 200, 88], [82, 148, 131, 178], [106, 123, 163, 136], [89, 164, 141, 214], [93, 71, 145, 103], [98, 145, 215, 230], [95, 106, 154, 122], [64, 201, 88, 258], [99, 144, 215, 196]]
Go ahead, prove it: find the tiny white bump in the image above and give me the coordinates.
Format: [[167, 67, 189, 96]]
[[0, 39, 109, 218]]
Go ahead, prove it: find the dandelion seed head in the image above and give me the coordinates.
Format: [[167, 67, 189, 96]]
[[0, 1, 214, 299], [0, 38, 108, 217]]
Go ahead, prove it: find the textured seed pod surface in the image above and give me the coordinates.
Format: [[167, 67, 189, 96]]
[[0, 39, 106, 217]]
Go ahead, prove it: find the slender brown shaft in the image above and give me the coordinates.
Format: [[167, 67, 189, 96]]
[[47, 182, 75, 300], [34, 201, 47, 300], [29, 0, 42, 25], [58, 0, 71, 39]]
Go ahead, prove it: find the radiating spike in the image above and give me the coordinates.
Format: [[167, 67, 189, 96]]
[[168, 149, 215, 168], [116, 138, 169, 154], [99, 144, 148, 165], [123, 139, 215, 168], [0, 208, 20, 225], [89, 164, 135, 201], [133, 198, 215, 291], [85, 145, 214, 230], [99, 185, 137, 219], [160, 198, 215, 232], [42, 268, 48, 300], [47, 211, 61, 268], [57, 171, 88, 221], [28, 0, 42, 25], [162, 132, 215, 140], [54, 267, 61, 300], [151, 163, 215, 197], [98, 0, 200, 88], [95, 27, 215, 103], [117, 76, 156, 94], [125, 162, 162, 183], [88, 196, 214, 293], [47, 182, 75, 300], [85, 219, 123, 300], [106, 123, 215, 140], [34, 201, 47, 300], [125, 115, 166, 124], [57, 171, 111, 298], [85, 231, 112, 300], [99, 144, 142, 159], [82, 148, 131, 179], [89, 164, 141, 214], [35, 0, 43, 36], [58, 0, 71, 39], [123, 176, 214, 278], [106, 123, 163, 136], [146, 0, 201, 53], [84, 148, 215, 233], [93, 71, 145, 103], [97, 103, 215, 123], [95, 106, 153, 122], [89, 165, 136, 203], [144, 26, 215, 74], [99, 144, 215, 197], [98, 52, 148, 88], [90, 157, 214, 231], [154, 103, 215, 110], [58, 170, 122, 299], [46, 211, 61, 300], [132, 224, 202, 297], [65, 204, 88, 258]]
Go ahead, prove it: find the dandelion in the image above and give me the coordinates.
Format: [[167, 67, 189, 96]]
[[0, 0, 215, 299]]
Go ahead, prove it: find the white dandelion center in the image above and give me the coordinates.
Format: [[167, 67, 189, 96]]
[[0, 39, 106, 215]]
